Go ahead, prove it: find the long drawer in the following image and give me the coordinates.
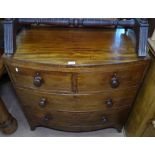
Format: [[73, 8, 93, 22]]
[[16, 87, 137, 111], [23, 105, 130, 132], [6, 61, 148, 93]]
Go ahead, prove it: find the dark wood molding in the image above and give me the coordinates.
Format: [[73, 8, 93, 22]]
[[4, 18, 16, 55], [135, 18, 149, 57], [3, 18, 149, 57], [18, 18, 136, 27]]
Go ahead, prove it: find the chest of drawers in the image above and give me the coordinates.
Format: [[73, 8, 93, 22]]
[[3, 26, 150, 132]]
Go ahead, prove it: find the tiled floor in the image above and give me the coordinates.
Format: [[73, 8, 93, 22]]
[[0, 82, 124, 137]]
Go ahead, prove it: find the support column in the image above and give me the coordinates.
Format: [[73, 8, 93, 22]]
[[4, 18, 16, 55]]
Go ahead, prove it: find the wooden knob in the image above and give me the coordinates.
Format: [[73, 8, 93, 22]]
[[102, 116, 108, 124], [111, 73, 119, 88], [105, 99, 113, 107], [33, 73, 43, 87], [43, 115, 52, 122], [39, 98, 46, 108]]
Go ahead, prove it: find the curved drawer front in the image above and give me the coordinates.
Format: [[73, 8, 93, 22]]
[[77, 64, 146, 93], [23, 106, 130, 131], [8, 65, 72, 93], [7, 61, 147, 93], [16, 87, 137, 111]]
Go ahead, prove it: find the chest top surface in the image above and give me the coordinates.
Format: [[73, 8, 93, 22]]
[[12, 26, 148, 66]]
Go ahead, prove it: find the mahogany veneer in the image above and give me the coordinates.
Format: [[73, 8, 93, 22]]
[[3, 26, 150, 132]]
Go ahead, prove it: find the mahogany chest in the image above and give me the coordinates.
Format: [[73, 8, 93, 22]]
[[3, 26, 150, 132]]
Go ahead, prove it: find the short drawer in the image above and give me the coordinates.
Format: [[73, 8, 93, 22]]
[[23, 106, 130, 132], [16, 87, 136, 111], [77, 62, 147, 93], [7, 65, 72, 93]]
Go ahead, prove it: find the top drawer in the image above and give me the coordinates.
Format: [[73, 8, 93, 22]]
[[7, 65, 72, 93], [77, 64, 146, 93]]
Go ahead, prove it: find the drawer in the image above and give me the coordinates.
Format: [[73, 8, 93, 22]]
[[78, 63, 146, 93], [7, 65, 72, 93], [23, 106, 130, 132], [16, 87, 137, 111]]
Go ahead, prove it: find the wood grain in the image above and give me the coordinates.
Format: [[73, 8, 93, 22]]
[[23, 105, 130, 132], [5, 60, 149, 94], [125, 49, 155, 136], [3, 27, 150, 132], [12, 27, 147, 65], [15, 86, 137, 112]]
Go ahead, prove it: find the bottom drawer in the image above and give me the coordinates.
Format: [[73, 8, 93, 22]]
[[22, 106, 130, 132]]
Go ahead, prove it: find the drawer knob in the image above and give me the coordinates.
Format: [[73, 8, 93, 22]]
[[102, 116, 108, 124], [33, 73, 43, 87], [105, 99, 113, 107], [111, 73, 119, 88], [43, 115, 52, 122], [39, 98, 47, 107]]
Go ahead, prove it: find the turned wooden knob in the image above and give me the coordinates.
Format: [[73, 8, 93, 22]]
[[105, 99, 113, 107], [39, 98, 47, 108], [43, 115, 52, 122], [33, 73, 43, 87], [102, 116, 108, 124], [111, 73, 119, 88]]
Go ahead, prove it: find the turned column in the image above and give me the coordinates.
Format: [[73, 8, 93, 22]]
[[0, 59, 18, 134], [0, 98, 18, 134], [0, 31, 18, 134]]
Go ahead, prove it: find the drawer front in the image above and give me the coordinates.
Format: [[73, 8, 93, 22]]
[[23, 106, 130, 131], [7, 65, 72, 93], [7, 61, 148, 94], [78, 63, 146, 93], [16, 87, 137, 111]]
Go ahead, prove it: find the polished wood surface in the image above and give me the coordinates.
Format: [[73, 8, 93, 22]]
[[77, 62, 147, 93], [15, 87, 137, 111], [23, 105, 130, 132], [9, 66, 72, 93], [4, 19, 149, 57], [13, 27, 147, 65], [125, 45, 155, 137], [4, 60, 148, 94], [3, 27, 150, 132]]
